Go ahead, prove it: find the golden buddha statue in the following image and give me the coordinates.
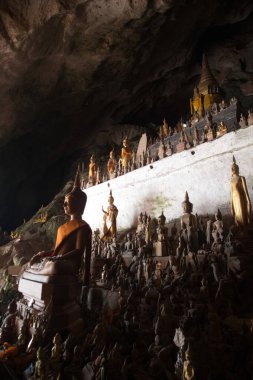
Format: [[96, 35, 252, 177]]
[[88, 154, 98, 186], [28, 169, 92, 284], [121, 137, 133, 173], [107, 149, 117, 179], [101, 190, 118, 241], [230, 157, 251, 228], [216, 120, 228, 138], [190, 87, 203, 118], [183, 345, 195, 380]]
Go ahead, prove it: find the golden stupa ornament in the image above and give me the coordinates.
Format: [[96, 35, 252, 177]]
[[190, 53, 223, 118]]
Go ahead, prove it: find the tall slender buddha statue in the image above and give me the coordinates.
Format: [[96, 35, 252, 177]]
[[101, 190, 118, 241], [28, 169, 92, 284], [107, 149, 117, 180], [88, 154, 98, 186], [230, 157, 251, 228], [121, 137, 133, 173]]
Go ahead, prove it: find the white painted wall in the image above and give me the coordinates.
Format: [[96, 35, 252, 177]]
[[83, 126, 253, 231]]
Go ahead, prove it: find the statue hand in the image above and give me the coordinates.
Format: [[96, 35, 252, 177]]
[[48, 256, 60, 262], [30, 251, 45, 265]]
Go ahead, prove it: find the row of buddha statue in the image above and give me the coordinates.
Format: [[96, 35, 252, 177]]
[[83, 105, 253, 189]]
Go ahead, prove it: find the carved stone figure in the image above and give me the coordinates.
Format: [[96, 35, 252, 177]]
[[101, 190, 118, 241], [230, 157, 251, 228]]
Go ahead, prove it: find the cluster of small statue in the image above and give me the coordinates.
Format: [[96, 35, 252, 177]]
[[0, 165, 252, 379]]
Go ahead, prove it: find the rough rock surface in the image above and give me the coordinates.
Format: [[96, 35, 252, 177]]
[[0, 0, 253, 229]]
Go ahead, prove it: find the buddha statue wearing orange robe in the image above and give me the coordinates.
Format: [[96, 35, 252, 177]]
[[29, 170, 92, 285]]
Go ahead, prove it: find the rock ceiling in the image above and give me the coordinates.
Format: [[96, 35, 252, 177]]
[[0, 0, 253, 229]]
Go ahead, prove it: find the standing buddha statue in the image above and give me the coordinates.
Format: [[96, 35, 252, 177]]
[[88, 154, 98, 186], [107, 149, 117, 180], [101, 190, 118, 241], [121, 137, 133, 173], [230, 157, 251, 228]]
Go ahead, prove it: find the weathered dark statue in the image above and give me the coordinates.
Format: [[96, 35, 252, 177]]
[[28, 170, 92, 285]]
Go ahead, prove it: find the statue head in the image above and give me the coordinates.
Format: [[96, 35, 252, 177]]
[[90, 154, 95, 163], [231, 156, 239, 175], [215, 208, 222, 221], [109, 149, 115, 159], [108, 190, 114, 204], [181, 191, 193, 214], [64, 168, 87, 216], [158, 211, 166, 226]]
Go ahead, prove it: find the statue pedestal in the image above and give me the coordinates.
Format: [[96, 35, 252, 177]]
[[17, 271, 83, 339], [153, 241, 167, 257]]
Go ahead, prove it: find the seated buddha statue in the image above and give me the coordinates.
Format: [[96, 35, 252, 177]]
[[28, 170, 92, 285], [216, 120, 228, 138], [107, 149, 117, 180], [121, 137, 133, 173]]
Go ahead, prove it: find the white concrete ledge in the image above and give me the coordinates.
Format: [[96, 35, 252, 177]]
[[83, 126, 253, 231]]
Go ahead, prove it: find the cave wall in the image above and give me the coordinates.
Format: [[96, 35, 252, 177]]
[[83, 126, 253, 231], [0, 0, 253, 229]]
